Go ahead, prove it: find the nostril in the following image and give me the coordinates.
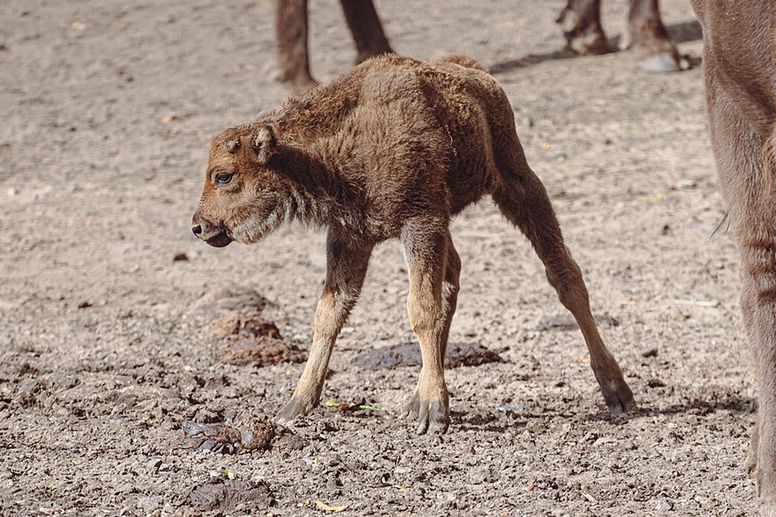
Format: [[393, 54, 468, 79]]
[[192, 225, 202, 237]]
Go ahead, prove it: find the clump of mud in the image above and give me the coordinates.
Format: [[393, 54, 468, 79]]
[[354, 341, 504, 370], [193, 286, 306, 367], [219, 336, 307, 367], [186, 478, 274, 513], [208, 313, 282, 341], [209, 313, 306, 367], [183, 419, 276, 454], [182, 413, 308, 457]]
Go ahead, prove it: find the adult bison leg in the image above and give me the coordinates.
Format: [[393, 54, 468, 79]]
[[704, 67, 776, 506], [736, 186, 776, 505], [274, 0, 317, 92], [339, 0, 393, 64], [622, 0, 682, 72], [737, 183, 776, 507], [557, 0, 609, 55]]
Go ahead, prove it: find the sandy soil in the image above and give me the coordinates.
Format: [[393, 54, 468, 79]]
[[0, 0, 755, 515]]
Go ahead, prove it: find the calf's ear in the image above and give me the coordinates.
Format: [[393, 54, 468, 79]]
[[252, 125, 277, 165]]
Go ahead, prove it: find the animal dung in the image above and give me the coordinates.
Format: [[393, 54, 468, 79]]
[[208, 312, 305, 367]]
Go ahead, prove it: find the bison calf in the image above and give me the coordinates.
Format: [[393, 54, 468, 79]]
[[192, 54, 635, 434]]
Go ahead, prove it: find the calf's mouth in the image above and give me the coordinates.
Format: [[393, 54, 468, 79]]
[[205, 230, 233, 248]]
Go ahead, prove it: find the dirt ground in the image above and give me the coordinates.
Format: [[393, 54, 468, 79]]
[[0, 0, 756, 515]]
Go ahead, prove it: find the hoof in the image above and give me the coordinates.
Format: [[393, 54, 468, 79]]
[[640, 52, 686, 73], [265, 64, 318, 94], [601, 377, 637, 415], [557, 7, 609, 56], [403, 393, 449, 434], [274, 396, 315, 426], [268, 66, 319, 94], [566, 30, 610, 56]]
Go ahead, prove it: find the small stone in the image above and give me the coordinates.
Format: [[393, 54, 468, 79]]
[[271, 432, 306, 451], [159, 112, 177, 124], [17, 379, 41, 406], [674, 178, 697, 189], [647, 379, 666, 388]]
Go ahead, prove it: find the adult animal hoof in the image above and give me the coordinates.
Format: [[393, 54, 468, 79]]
[[640, 51, 687, 73]]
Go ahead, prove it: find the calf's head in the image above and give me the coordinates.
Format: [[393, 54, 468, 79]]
[[192, 125, 291, 247]]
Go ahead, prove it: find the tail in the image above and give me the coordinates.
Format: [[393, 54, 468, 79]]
[[439, 54, 485, 71]]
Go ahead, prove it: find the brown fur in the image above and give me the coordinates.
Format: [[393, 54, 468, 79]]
[[691, 1, 776, 511], [192, 55, 635, 434]]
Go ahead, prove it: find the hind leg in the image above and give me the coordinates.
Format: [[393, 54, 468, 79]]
[[403, 233, 460, 430], [440, 236, 461, 363], [557, 0, 610, 56], [274, 0, 318, 92], [492, 172, 635, 414], [339, 0, 393, 64], [400, 223, 457, 434]]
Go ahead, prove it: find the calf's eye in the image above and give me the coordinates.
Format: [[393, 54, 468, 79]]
[[214, 171, 234, 185]]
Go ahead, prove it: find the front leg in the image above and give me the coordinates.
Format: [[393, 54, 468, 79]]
[[401, 225, 454, 434], [741, 233, 776, 505], [623, 0, 682, 72], [556, 0, 609, 56], [275, 230, 373, 424]]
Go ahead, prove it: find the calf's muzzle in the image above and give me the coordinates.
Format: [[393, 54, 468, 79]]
[[191, 211, 233, 248]]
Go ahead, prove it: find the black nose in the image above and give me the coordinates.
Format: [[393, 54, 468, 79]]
[[192, 224, 202, 237]]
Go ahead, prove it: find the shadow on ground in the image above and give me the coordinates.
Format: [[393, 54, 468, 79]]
[[489, 19, 702, 74]]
